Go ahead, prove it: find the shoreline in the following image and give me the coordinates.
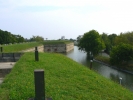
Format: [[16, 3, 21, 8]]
[[94, 59, 133, 75]]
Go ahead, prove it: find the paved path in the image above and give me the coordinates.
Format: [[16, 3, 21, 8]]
[[0, 62, 16, 69], [20, 45, 44, 52], [0, 62, 16, 84]]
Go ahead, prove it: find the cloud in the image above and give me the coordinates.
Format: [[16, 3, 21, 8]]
[[1, 0, 133, 39]]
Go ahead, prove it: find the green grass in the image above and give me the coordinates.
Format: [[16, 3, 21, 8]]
[[44, 40, 72, 45], [0, 53, 133, 100], [0, 42, 43, 52]]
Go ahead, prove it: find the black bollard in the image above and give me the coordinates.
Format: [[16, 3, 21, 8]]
[[35, 47, 39, 61], [34, 69, 45, 100], [13, 53, 15, 62], [89, 52, 93, 70], [2, 53, 3, 58], [35, 47, 38, 51]]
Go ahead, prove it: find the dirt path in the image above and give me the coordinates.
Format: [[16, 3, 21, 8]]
[[20, 45, 44, 52]]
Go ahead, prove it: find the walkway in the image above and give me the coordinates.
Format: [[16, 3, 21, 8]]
[[0, 62, 16, 84], [20, 45, 44, 52]]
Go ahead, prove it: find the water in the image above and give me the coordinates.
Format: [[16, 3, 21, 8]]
[[66, 46, 133, 92]]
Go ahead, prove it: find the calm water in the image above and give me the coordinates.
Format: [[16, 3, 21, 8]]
[[66, 46, 133, 92]]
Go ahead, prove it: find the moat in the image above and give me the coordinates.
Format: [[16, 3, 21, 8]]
[[65, 46, 133, 92]]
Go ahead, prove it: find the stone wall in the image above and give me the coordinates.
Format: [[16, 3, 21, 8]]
[[44, 42, 74, 53], [0, 53, 23, 62], [66, 43, 74, 52]]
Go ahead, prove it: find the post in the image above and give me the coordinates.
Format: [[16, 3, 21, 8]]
[[119, 77, 122, 85], [35, 47, 39, 61], [35, 46, 38, 51], [13, 53, 15, 62], [90, 60, 93, 69], [90, 52, 93, 69], [34, 69, 45, 100]]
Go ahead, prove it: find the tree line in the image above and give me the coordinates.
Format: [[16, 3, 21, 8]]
[[0, 29, 44, 44], [101, 31, 133, 66], [0, 29, 24, 44], [77, 30, 133, 68]]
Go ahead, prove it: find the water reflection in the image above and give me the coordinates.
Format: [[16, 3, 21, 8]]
[[66, 46, 133, 92], [66, 48, 88, 65]]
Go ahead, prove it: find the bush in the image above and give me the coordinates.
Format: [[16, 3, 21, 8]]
[[110, 43, 133, 66]]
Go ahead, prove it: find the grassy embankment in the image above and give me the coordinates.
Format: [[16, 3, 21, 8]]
[[0, 40, 72, 53], [43, 40, 72, 45], [0, 52, 133, 100], [0, 42, 43, 52]]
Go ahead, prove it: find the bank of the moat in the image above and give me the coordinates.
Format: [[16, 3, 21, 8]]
[[94, 59, 133, 75], [66, 46, 133, 92]]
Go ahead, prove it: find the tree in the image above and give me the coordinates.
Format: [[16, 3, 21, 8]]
[[108, 33, 117, 46], [114, 32, 133, 46], [70, 38, 76, 41], [101, 33, 111, 54], [0, 29, 25, 44], [61, 36, 65, 40], [78, 30, 105, 56], [110, 43, 133, 66], [30, 35, 44, 42], [77, 35, 83, 43], [14, 35, 24, 43], [114, 33, 128, 46], [100, 33, 117, 54]]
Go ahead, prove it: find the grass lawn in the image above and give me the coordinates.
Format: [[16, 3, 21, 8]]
[[0, 42, 43, 52], [0, 52, 133, 100]]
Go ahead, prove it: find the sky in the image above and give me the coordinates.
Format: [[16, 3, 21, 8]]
[[0, 0, 133, 40]]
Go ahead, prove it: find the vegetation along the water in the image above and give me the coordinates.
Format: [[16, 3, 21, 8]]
[[77, 30, 133, 71]]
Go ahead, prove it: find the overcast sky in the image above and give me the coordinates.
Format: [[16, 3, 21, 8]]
[[0, 0, 133, 40]]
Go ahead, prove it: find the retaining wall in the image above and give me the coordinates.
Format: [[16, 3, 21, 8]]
[[44, 43, 74, 53], [0, 53, 23, 62], [0, 68, 11, 77]]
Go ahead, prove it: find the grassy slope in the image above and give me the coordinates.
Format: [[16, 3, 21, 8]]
[[44, 40, 72, 45], [1, 42, 42, 52], [0, 53, 133, 100]]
